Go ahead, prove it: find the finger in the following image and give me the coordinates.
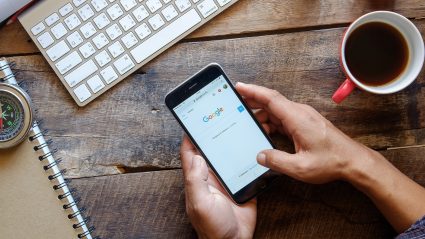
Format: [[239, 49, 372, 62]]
[[236, 83, 305, 136], [236, 82, 297, 117], [184, 155, 211, 202], [180, 135, 197, 154], [244, 98, 265, 109], [255, 110, 269, 123], [235, 82, 289, 107], [207, 168, 228, 195], [180, 135, 198, 176], [266, 123, 277, 134], [262, 123, 270, 134], [256, 149, 301, 177]]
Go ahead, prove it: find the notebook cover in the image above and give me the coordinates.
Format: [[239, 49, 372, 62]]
[[0, 127, 83, 238]]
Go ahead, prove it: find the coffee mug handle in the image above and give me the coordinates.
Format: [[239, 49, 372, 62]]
[[332, 79, 356, 104]]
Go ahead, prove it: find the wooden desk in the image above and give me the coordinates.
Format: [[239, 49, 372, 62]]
[[1, 0, 425, 238]]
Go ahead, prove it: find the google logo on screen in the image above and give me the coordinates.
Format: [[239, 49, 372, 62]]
[[203, 107, 224, 122]]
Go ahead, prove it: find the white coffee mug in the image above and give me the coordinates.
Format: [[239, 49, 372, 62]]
[[333, 11, 425, 104]]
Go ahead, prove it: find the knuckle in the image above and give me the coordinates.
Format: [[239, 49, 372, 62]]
[[266, 153, 281, 168], [270, 89, 281, 97], [302, 103, 315, 111], [184, 175, 197, 186], [295, 159, 313, 174], [269, 90, 283, 102]]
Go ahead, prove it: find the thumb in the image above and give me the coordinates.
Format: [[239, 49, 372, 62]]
[[184, 155, 211, 202], [257, 149, 299, 175]]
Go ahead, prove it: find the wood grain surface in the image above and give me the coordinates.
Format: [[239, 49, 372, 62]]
[[71, 147, 425, 238], [1, 0, 425, 238], [3, 19, 424, 178], [1, 0, 425, 55]]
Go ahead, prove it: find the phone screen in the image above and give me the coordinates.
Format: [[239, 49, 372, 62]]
[[173, 75, 273, 194]]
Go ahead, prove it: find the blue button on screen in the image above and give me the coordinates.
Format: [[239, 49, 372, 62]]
[[237, 105, 245, 112]]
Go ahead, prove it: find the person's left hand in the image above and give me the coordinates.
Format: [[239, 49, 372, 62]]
[[180, 136, 257, 239]]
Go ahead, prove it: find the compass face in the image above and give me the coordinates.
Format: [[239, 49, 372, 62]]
[[0, 91, 25, 142]]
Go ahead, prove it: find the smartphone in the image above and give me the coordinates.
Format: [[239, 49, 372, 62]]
[[165, 63, 278, 204]]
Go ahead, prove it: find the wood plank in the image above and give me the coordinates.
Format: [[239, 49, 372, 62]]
[[1, 0, 425, 55], [70, 146, 425, 238], [191, 0, 425, 39], [4, 19, 425, 177]]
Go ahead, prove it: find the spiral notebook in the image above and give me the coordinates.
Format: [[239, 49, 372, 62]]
[[0, 60, 95, 239]]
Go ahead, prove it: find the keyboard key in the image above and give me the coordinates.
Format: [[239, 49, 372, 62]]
[[92, 33, 110, 49], [31, 22, 45, 36], [78, 4, 95, 21], [46, 40, 70, 61], [93, 13, 110, 29], [107, 4, 124, 20], [91, 0, 109, 12], [59, 3, 74, 17], [148, 14, 165, 30], [134, 23, 151, 40], [175, 0, 191, 12], [95, 50, 112, 67], [65, 59, 98, 87], [87, 75, 105, 93], [197, 0, 218, 18], [131, 9, 201, 63], [73, 84, 92, 102], [79, 42, 96, 58], [55, 51, 83, 74], [162, 5, 178, 21], [216, 0, 231, 7], [45, 13, 60, 26], [132, 5, 149, 22], [108, 41, 125, 58], [64, 14, 82, 30], [73, 0, 87, 7], [67, 31, 84, 48], [119, 14, 136, 31], [23, 0, 237, 106], [105, 24, 122, 40], [100, 66, 118, 84], [114, 54, 135, 75], [146, 0, 162, 13], [37, 32, 54, 49], [80, 22, 97, 38], [51, 23, 68, 39], [121, 32, 138, 48], [120, 0, 137, 11]]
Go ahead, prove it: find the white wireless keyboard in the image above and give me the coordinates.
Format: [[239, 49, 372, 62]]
[[19, 0, 238, 106]]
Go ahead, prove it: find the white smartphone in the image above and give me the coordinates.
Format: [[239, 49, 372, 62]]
[[165, 63, 278, 204]]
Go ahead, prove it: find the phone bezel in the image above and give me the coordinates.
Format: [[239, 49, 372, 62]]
[[165, 63, 278, 204]]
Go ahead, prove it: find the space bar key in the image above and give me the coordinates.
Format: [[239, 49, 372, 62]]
[[130, 9, 201, 64]]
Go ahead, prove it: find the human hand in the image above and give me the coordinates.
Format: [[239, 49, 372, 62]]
[[180, 136, 257, 239], [236, 82, 375, 184], [236, 83, 425, 234]]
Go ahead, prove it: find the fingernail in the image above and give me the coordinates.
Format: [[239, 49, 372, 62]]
[[236, 82, 246, 86], [191, 155, 202, 169], [257, 153, 266, 165]]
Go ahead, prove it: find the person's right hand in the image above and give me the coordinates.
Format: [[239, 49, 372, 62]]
[[236, 82, 377, 184], [236, 83, 425, 233]]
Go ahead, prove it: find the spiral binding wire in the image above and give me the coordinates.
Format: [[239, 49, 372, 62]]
[[29, 128, 48, 141], [31, 119, 99, 239], [0, 58, 100, 239], [2, 59, 99, 238], [0, 61, 17, 82]]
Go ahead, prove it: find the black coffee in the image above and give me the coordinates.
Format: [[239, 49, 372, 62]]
[[345, 22, 409, 86]]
